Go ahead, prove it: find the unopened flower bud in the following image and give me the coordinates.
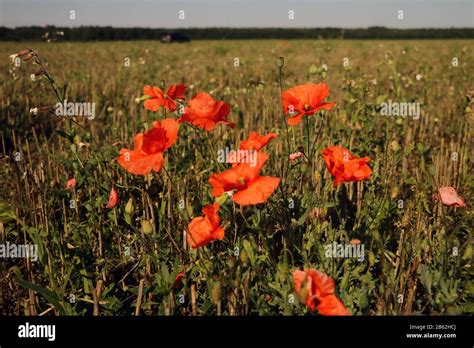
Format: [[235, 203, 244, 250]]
[[125, 197, 135, 214], [140, 219, 153, 234]]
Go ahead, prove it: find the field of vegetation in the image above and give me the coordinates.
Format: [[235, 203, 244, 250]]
[[0, 39, 472, 316]]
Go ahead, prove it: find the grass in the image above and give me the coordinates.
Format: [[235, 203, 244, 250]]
[[0, 39, 472, 316]]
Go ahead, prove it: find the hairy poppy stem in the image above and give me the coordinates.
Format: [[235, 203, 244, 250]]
[[278, 59, 291, 160], [305, 116, 311, 159]]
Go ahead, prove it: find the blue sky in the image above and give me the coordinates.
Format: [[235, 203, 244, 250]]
[[0, 0, 472, 28]]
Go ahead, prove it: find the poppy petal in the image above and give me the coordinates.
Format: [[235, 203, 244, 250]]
[[436, 187, 466, 207], [232, 176, 280, 206], [240, 132, 278, 151], [187, 217, 214, 248], [117, 150, 164, 175], [167, 84, 186, 100], [287, 113, 304, 126], [158, 118, 180, 150], [106, 187, 119, 208], [144, 98, 163, 112], [317, 294, 350, 316]]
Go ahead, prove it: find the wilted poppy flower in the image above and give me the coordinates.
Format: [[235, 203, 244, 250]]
[[282, 83, 336, 126], [179, 92, 234, 131], [106, 187, 119, 208], [143, 84, 186, 112], [293, 269, 349, 316], [322, 146, 371, 187], [240, 132, 277, 151], [434, 187, 465, 207], [117, 118, 179, 175], [209, 152, 280, 206], [65, 178, 77, 189], [187, 203, 224, 248], [10, 49, 34, 63], [289, 151, 304, 163]]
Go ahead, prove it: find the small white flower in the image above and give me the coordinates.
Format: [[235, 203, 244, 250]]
[[416, 74, 422, 81], [30, 74, 36, 82], [30, 107, 38, 115], [321, 64, 328, 71], [135, 97, 141, 103]]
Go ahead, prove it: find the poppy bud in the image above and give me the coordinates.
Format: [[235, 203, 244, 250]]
[[136, 94, 152, 103], [389, 139, 400, 152], [211, 281, 222, 304], [391, 186, 400, 199], [239, 249, 249, 266], [368, 251, 376, 266], [277, 56, 285, 68], [65, 178, 77, 189], [106, 187, 119, 208], [215, 193, 228, 206], [125, 197, 135, 214], [140, 219, 153, 234], [309, 64, 318, 75], [297, 286, 309, 304]]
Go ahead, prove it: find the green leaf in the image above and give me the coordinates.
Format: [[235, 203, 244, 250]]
[[17, 277, 74, 315]]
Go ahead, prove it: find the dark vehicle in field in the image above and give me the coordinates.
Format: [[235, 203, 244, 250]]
[[160, 32, 191, 43]]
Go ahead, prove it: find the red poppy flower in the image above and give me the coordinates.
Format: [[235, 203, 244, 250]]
[[117, 118, 179, 175], [187, 203, 224, 249], [209, 152, 280, 206], [179, 92, 234, 131], [65, 178, 77, 189], [322, 146, 371, 187], [239, 132, 278, 151], [293, 269, 349, 316], [106, 187, 119, 208], [143, 84, 186, 112], [434, 187, 465, 207], [282, 83, 336, 126]]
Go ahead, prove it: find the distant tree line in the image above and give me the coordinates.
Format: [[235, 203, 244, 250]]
[[0, 26, 473, 41]]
